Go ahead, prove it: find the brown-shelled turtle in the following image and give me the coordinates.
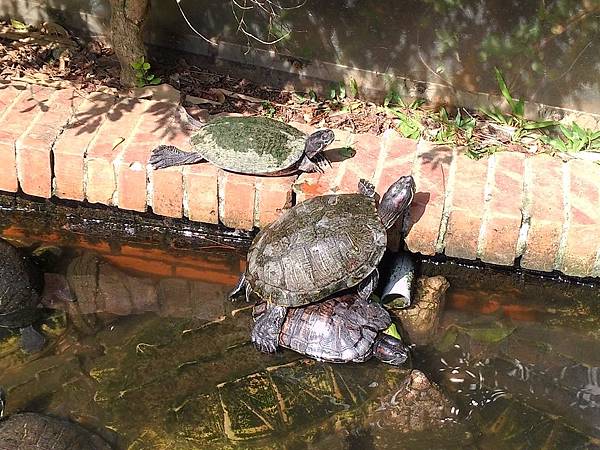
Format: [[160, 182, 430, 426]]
[[149, 113, 335, 175], [253, 286, 409, 366], [0, 387, 112, 450], [230, 175, 416, 353], [0, 239, 46, 353]]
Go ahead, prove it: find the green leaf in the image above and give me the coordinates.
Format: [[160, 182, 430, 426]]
[[383, 323, 402, 340], [146, 74, 155, 80], [131, 61, 142, 70], [338, 83, 346, 99], [434, 326, 458, 353], [308, 90, 317, 102], [522, 120, 556, 130], [142, 62, 151, 70], [10, 18, 27, 29], [329, 87, 337, 100], [559, 124, 574, 141], [494, 67, 516, 110], [513, 99, 525, 117], [384, 93, 392, 108], [457, 321, 516, 344], [150, 77, 162, 85], [350, 78, 359, 98]]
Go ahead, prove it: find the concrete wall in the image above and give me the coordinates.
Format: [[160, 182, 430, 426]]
[[1, 0, 599, 116]]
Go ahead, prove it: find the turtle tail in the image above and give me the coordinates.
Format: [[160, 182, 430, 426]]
[[149, 145, 205, 169]]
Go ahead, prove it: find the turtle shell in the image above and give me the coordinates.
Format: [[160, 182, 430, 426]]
[[0, 413, 112, 449], [190, 116, 307, 175], [254, 295, 391, 363], [247, 193, 386, 307], [0, 240, 42, 328]]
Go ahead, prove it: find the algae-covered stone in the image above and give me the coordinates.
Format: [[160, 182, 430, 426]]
[[392, 276, 450, 346]]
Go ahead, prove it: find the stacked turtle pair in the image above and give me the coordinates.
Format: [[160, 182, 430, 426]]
[[231, 175, 416, 366]]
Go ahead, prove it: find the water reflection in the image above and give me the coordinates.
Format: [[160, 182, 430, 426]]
[[0, 239, 599, 448]]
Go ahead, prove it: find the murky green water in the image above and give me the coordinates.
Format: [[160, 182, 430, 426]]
[[1, 238, 599, 449]]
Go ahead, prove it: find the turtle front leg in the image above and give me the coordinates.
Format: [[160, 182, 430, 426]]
[[149, 145, 205, 170], [19, 325, 46, 353], [251, 305, 287, 353], [298, 154, 331, 173], [356, 269, 379, 301]]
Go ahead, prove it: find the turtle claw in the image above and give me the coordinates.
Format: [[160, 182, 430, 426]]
[[251, 330, 279, 353], [251, 305, 287, 354]]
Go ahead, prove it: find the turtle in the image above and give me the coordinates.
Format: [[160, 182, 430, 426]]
[[0, 239, 46, 353], [252, 286, 410, 366], [149, 111, 335, 175], [0, 387, 112, 450], [230, 175, 416, 353]]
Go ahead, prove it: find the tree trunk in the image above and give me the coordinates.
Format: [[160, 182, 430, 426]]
[[109, 0, 149, 87]]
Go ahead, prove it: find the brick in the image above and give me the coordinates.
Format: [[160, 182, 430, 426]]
[[255, 175, 295, 227], [103, 255, 173, 277], [404, 141, 453, 256], [521, 155, 565, 272], [0, 142, 17, 192], [117, 142, 150, 212], [152, 167, 184, 218], [175, 265, 240, 285], [479, 152, 525, 265], [219, 171, 256, 230], [86, 98, 147, 205], [337, 133, 381, 192], [559, 160, 600, 277], [16, 90, 77, 198], [376, 129, 417, 193], [16, 146, 52, 198], [86, 158, 116, 204], [0, 84, 23, 108], [53, 92, 116, 200], [293, 128, 355, 202], [2, 86, 53, 140], [184, 163, 219, 224], [444, 154, 488, 260], [131, 100, 179, 143]]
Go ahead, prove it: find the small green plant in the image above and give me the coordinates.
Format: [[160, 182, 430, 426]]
[[392, 109, 423, 140], [261, 101, 276, 118], [328, 82, 346, 103], [383, 88, 401, 107], [542, 122, 600, 152], [349, 78, 359, 98], [482, 67, 555, 140], [131, 56, 161, 88], [431, 107, 476, 145], [10, 18, 28, 30]]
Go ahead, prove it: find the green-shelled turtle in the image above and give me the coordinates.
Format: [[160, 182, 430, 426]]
[[150, 114, 335, 175]]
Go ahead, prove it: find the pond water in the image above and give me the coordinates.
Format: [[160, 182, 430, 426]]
[[1, 235, 599, 449]]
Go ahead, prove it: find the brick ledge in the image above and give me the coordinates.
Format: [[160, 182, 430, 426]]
[[1, 81, 599, 278]]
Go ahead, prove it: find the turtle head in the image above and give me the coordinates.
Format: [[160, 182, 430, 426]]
[[373, 333, 410, 366], [378, 175, 415, 229], [0, 386, 5, 418], [304, 129, 335, 158]]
